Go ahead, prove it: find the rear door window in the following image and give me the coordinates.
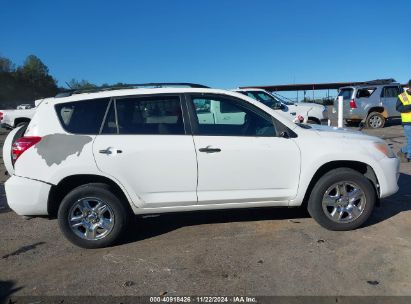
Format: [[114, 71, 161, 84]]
[[356, 88, 376, 98], [110, 95, 185, 135], [55, 98, 110, 134], [338, 89, 353, 100]]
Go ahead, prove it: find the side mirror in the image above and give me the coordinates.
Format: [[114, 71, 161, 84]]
[[279, 131, 290, 139]]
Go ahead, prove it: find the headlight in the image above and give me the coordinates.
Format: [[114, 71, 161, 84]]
[[373, 142, 395, 158]]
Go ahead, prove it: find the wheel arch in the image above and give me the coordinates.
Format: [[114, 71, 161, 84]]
[[302, 160, 380, 208], [13, 117, 31, 127], [48, 174, 133, 218], [307, 117, 321, 124], [367, 107, 388, 118]]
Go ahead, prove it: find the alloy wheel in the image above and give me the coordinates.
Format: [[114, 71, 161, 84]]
[[369, 115, 383, 128], [68, 197, 115, 241], [322, 182, 366, 223]]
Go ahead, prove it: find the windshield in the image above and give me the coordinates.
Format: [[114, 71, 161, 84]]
[[241, 91, 282, 109]]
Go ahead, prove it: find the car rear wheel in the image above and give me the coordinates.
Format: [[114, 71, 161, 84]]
[[307, 168, 376, 231], [58, 183, 130, 248], [366, 112, 385, 129]]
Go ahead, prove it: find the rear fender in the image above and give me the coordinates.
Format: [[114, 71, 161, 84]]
[[2, 125, 27, 175]]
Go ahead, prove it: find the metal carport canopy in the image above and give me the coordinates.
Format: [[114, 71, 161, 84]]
[[239, 79, 406, 92]]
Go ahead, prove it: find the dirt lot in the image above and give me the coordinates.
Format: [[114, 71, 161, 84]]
[[0, 122, 411, 298]]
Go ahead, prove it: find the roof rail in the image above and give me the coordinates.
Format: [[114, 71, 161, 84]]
[[56, 82, 210, 97], [362, 78, 397, 85]]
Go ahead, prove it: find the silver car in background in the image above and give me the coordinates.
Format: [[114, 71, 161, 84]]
[[332, 79, 403, 128]]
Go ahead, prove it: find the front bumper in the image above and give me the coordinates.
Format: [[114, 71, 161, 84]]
[[376, 157, 400, 198], [5, 175, 51, 216]]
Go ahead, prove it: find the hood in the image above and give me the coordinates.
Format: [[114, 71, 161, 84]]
[[290, 103, 326, 114], [294, 102, 324, 109], [306, 124, 380, 142]]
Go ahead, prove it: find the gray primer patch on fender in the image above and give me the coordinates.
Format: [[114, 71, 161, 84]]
[[34, 133, 92, 166]]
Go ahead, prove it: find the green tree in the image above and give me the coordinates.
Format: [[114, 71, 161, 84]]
[[19, 55, 49, 77], [67, 79, 97, 90], [0, 56, 14, 73], [0, 55, 58, 108]]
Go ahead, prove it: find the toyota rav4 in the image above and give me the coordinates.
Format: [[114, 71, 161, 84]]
[[3, 83, 400, 248]]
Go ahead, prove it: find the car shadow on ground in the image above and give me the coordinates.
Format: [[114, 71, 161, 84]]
[[123, 172, 411, 244], [384, 118, 402, 127], [125, 206, 310, 244], [365, 172, 411, 227], [0, 185, 9, 214], [0, 280, 22, 304]]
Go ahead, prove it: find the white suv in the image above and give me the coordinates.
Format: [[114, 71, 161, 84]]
[[3, 83, 399, 248], [233, 88, 329, 125]]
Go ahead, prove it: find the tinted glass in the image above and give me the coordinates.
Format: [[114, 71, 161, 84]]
[[382, 86, 400, 98], [115, 96, 185, 135], [55, 98, 110, 134], [356, 88, 375, 98], [338, 89, 354, 100], [192, 96, 276, 137], [195, 99, 211, 113], [101, 101, 117, 134], [242, 91, 281, 108]]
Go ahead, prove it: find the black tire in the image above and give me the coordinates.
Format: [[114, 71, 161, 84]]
[[307, 168, 376, 231], [307, 118, 320, 125], [58, 183, 131, 248], [366, 112, 385, 129], [345, 120, 361, 127]]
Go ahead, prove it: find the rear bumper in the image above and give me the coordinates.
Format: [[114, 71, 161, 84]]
[[344, 108, 364, 120], [331, 107, 364, 120], [376, 157, 400, 198], [5, 175, 51, 216]]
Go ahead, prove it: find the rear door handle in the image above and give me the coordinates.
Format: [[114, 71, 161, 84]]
[[199, 146, 221, 153], [99, 148, 122, 155], [99, 149, 112, 155]]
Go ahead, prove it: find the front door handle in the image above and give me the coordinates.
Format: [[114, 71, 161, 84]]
[[199, 146, 221, 153]]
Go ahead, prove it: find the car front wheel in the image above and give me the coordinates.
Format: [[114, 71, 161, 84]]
[[307, 168, 376, 231], [58, 183, 130, 248]]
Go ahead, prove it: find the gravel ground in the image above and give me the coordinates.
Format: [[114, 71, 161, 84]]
[[0, 123, 410, 298]]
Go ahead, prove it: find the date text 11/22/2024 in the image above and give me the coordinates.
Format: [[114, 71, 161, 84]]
[[149, 296, 257, 303]]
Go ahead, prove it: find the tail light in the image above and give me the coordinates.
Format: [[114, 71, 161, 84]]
[[0, 111, 3, 122], [349, 99, 357, 109], [12, 136, 42, 163]]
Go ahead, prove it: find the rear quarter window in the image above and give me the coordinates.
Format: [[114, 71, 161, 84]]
[[55, 98, 110, 134]]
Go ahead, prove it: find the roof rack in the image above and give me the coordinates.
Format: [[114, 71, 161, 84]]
[[56, 82, 210, 97], [361, 78, 397, 85]]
